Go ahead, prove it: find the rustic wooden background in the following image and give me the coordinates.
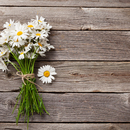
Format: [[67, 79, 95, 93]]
[[0, 0, 130, 130]]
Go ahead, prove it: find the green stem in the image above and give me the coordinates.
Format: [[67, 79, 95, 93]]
[[12, 56, 49, 130]]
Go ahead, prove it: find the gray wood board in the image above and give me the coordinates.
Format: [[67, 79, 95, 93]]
[[0, 0, 130, 7], [0, 8, 130, 30], [0, 62, 130, 92], [46, 31, 130, 60], [0, 93, 130, 122], [39, 31, 130, 60], [1, 31, 130, 60], [0, 123, 130, 130]]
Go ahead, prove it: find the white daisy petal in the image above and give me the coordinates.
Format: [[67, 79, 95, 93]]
[[37, 65, 56, 84]]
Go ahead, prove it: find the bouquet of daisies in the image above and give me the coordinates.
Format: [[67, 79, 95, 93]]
[[0, 16, 56, 127]]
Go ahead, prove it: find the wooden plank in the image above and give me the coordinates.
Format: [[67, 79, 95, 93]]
[[0, 7, 130, 30], [0, 92, 130, 122], [0, 62, 130, 92], [1, 31, 130, 61], [0, 123, 130, 130], [46, 31, 130, 60], [0, 0, 130, 7]]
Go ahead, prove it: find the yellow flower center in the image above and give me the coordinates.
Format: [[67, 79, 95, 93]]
[[36, 33, 41, 36], [16, 39, 19, 42], [38, 20, 42, 22], [20, 52, 24, 55], [27, 25, 34, 28], [17, 31, 23, 36], [1, 52, 4, 54], [38, 43, 42, 47], [9, 24, 11, 26], [44, 71, 50, 77]]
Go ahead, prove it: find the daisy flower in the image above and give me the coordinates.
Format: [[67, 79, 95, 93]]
[[24, 42, 33, 52], [31, 30, 48, 39], [11, 22, 28, 41], [3, 19, 14, 29], [0, 47, 9, 58], [44, 42, 54, 51], [0, 47, 9, 71], [43, 23, 52, 32], [34, 40, 47, 52], [37, 65, 57, 84], [25, 52, 36, 59], [18, 50, 26, 60], [27, 21, 38, 31], [10, 39, 25, 48], [18, 52, 24, 59], [0, 36, 7, 45], [0, 32, 10, 45], [3, 20, 15, 35], [34, 15, 45, 23], [36, 50, 46, 57], [0, 58, 8, 71]]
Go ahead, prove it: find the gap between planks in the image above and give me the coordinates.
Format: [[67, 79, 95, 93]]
[[0, 123, 130, 130], [0, 0, 130, 7], [1, 5, 130, 8]]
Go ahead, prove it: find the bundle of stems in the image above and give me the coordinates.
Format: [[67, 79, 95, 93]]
[[9, 48, 49, 128]]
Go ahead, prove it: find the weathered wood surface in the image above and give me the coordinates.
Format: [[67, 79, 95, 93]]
[[45, 31, 130, 60], [0, 93, 130, 122], [0, 123, 130, 130], [0, 62, 130, 92], [1, 31, 129, 61], [0, 8, 130, 30], [0, 0, 130, 7], [0, 0, 130, 128]]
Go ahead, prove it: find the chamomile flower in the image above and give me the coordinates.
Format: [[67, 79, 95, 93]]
[[31, 30, 48, 39], [18, 51, 25, 60], [0, 58, 8, 71], [11, 22, 28, 41], [0, 36, 7, 45], [34, 15, 45, 23], [37, 65, 57, 84], [0, 47, 9, 71], [24, 42, 33, 52], [0, 47, 9, 57], [34, 40, 47, 52], [27, 21, 38, 31], [10, 39, 25, 48], [0, 50, 6, 57], [37, 50, 46, 57], [25, 52, 36, 59], [44, 23, 52, 32], [0, 32, 10, 45], [3, 19, 14, 29], [44, 42, 54, 51]]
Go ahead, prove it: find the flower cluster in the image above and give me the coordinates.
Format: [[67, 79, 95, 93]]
[[0, 15, 54, 71], [0, 16, 57, 128]]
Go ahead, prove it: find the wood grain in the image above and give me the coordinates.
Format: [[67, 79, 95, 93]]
[[1, 31, 130, 61], [0, 0, 130, 7], [41, 31, 130, 60], [0, 62, 130, 92], [0, 93, 130, 122], [0, 7, 130, 30], [0, 123, 130, 130]]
